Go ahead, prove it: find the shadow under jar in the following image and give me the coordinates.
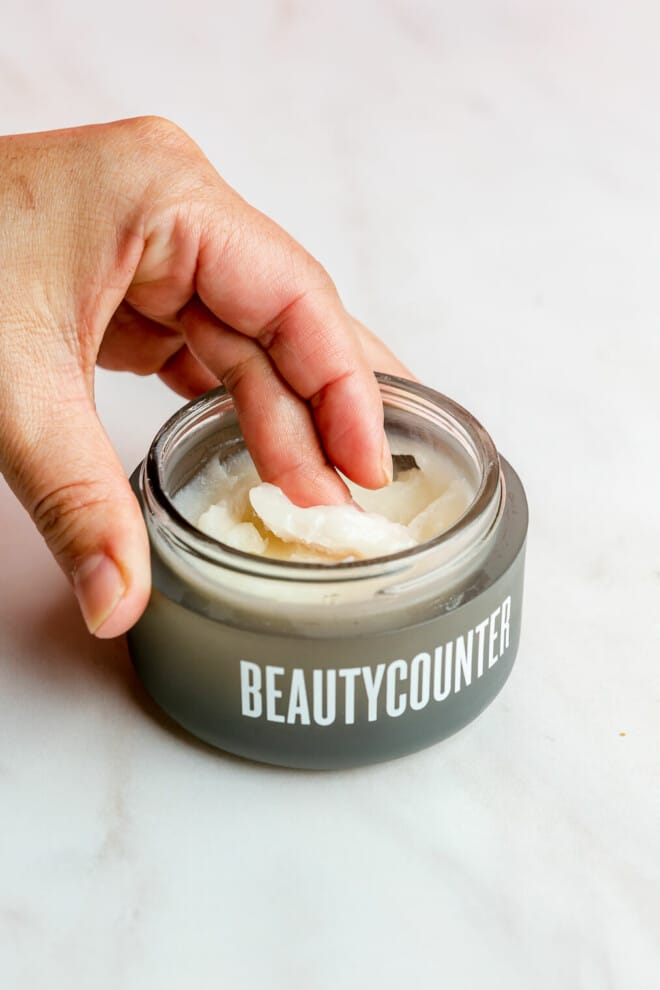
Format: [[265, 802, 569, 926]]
[[127, 374, 528, 769]]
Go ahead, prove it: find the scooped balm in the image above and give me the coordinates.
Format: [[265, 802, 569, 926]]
[[249, 484, 416, 558], [174, 441, 475, 562]]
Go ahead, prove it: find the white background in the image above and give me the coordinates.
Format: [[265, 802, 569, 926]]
[[1, 2, 659, 986]]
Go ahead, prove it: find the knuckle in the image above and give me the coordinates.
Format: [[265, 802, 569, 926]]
[[104, 116, 202, 181], [308, 368, 354, 412], [290, 249, 336, 298], [306, 255, 334, 291], [108, 116, 215, 208], [119, 114, 190, 146], [289, 252, 335, 299], [257, 260, 338, 352], [222, 350, 263, 396], [30, 480, 126, 561]]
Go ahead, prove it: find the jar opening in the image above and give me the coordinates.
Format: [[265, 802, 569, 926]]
[[141, 374, 502, 583]]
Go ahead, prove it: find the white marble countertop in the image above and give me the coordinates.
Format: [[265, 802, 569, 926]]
[[2, 2, 659, 986]]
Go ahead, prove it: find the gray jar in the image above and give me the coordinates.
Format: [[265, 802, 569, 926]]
[[127, 375, 528, 769]]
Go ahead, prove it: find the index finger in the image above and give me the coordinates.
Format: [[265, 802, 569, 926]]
[[194, 196, 392, 492]]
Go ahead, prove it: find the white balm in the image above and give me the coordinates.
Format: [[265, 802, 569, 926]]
[[174, 440, 475, 562], [249, 483, 416, 558]]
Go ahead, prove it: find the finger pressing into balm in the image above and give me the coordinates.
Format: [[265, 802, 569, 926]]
[[193, 196, 392, 494], [181, 299, 351, 507]]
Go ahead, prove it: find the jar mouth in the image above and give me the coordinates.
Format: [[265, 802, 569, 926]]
[[141, 374, 502, 583]]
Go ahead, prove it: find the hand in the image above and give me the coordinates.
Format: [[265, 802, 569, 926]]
[[0, 116, 411, 638]]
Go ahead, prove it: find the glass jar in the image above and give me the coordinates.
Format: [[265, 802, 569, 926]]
[[127, 374, 528, 768]]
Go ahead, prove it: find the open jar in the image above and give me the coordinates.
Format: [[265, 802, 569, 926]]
[[127, 374, 528, 768]]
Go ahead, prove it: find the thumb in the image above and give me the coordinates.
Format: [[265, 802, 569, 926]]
[[1, 369, 151, 639]]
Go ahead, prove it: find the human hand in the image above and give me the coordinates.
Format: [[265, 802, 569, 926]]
[[0, 117, 410, 638]]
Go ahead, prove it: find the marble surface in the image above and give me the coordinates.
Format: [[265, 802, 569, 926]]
[[1, 2, 659, 986]]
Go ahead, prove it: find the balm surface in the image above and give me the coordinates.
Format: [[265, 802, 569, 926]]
[[174, 441, 474, 562]]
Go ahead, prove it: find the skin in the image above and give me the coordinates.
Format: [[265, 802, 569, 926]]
[[0, 116, 411, 639]]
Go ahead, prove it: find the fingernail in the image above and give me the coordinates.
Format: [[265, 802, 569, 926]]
[[381, 433, 393, 486], [73, 554, 126, 636]]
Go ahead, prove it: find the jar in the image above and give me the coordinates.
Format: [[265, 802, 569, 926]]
[[127, 374, 528, 769]]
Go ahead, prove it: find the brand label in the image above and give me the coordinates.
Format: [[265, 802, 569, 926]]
[[238, 596, 512, 727]]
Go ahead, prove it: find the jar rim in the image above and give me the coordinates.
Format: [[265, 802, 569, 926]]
[[141, 374, 502, 583]]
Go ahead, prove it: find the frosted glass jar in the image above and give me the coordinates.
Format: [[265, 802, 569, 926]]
[[127, 375, 528, 768]]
